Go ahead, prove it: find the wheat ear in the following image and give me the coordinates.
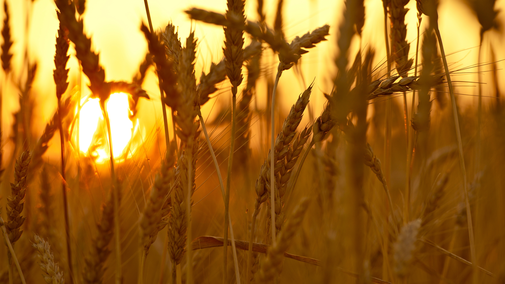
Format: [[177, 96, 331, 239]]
[[248, 85, 313, 282], [33, 235, 65, 284], [138, 149, 176, 284], [393, 219, 421, 279], [0, 0, 13, 184]]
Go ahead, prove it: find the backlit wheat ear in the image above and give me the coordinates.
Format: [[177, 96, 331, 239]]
[[1, 0, 13, 73], [53, 20, 74, 283], [54, 0, 107, 101], [7, 151, 31, 245], [140, 151, 176, 255], [197, 41, 261, 106], [389, 0, 413, 77], [33, 235, 65, 284], [141, 23, 179, 110]]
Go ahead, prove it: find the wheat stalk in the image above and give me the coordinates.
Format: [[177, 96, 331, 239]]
[[53, 20, 74, 284], [0, 216, 26, 284], [416, 1, 478, 281], [222, 1, 245, 282]]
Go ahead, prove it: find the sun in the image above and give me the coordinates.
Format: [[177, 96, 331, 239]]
[[72, 92, 140, 163]]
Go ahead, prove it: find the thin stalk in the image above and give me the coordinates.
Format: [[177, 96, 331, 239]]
[[434, 26, 477, 284], [138, 252, 146, 284], [406, 14, 422, 214], [57, 96, 74, 284], [176, 264, 182, 284], [186, 145, 194, 284], [8, 252, 13, 284], [475, 34, 484, 177], [402, 90, 410, 223], [172, 262, 176, 284], [143, 0, 170, 151], [223, 86, 238, 283], [101, 105, 122, 284], [198, 110, 241, 284], [0, 217, 26, 284], [382, 4, 392, 278], [270, 63, 283, 245], [246, 207, 260, 284]]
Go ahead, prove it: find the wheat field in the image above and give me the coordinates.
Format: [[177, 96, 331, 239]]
[[0, 0, 504, 283]]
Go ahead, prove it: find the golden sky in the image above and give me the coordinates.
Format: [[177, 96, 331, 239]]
[[2, 0, 503, 156]]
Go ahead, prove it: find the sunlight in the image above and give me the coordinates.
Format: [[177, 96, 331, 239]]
[[74, 92, 138, 163]]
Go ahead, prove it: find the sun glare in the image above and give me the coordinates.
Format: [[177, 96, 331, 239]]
[[74, 92, 139, 163]]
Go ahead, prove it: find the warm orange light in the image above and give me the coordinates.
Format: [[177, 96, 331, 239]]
[[73, 92, 139, 163]]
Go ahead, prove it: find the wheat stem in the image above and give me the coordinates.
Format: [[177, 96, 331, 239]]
[[246, 206, 260, 284], [270, 64, 283, 246], [475, 34, 484, 178], [434, 26, 477, 284], [197, 110, 241, 284], [138, 252, 146, 284], [186, 147, 194, 284], [223, 87, 237, 282], [102, 104, 122, 284], [382, 2, 392, 277], [0, 217, 26, 284], [406, 12, 422, 226], [57, 97, 74, 284], [143, 0, 171, 151]]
